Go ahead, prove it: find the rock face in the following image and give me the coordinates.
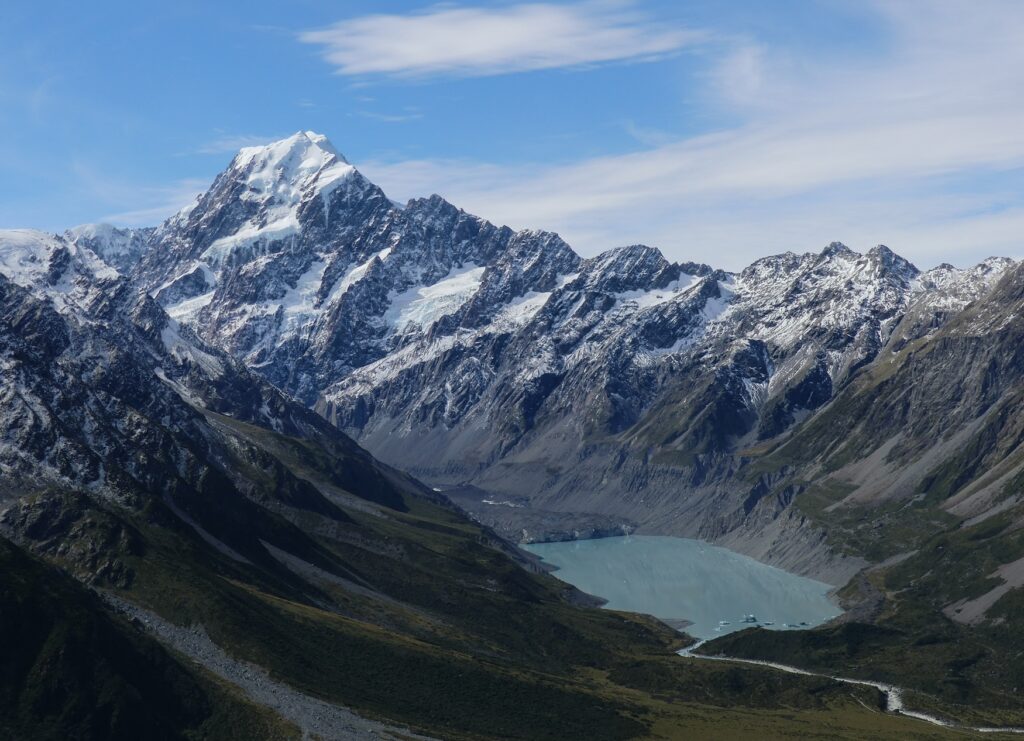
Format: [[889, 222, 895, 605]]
[[0, 227, 418, 586], [763, 259, 1024, 523], [131, 131, 580, 406], [114, 132, 1024, 581]]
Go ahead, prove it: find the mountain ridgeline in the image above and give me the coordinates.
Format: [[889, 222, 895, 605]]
[[3, 129, 1024, 736], [0, 221, 940, 740], [109, 132, 1021, 586]]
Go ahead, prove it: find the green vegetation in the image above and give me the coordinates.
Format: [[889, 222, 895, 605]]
[[794, 479, 958, 562], [0, 537, 296, 741], [10, 409, 966, 740], [705, 500, 1024, 725]]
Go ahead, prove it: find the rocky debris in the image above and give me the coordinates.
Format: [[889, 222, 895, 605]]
[[944, 555, 1024, 625], [446, 485, 634, 544], [102, 594, 435, 741]]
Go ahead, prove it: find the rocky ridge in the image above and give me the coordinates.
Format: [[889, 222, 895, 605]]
[[80, 131, 1021, 583]]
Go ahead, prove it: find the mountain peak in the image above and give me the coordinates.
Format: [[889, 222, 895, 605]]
[[234, 130, 347, 168], [867, 243, 919, 277], [0, 229, 118, 302], [190, 131, 360, 265], [820, 241, 854, 258], [302, 130, 342, 157], [578, 244, 676, 293], [231, 131, 350, 187]]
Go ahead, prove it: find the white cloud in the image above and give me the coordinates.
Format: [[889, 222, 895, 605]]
[[192, 134, 283, 155], [299, 1, 703, 78], [360, 0, 1024, 269]]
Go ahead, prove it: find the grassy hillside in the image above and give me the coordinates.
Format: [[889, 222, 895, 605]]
[[0, 536, 296, 741], [5, 412, 958, 740]]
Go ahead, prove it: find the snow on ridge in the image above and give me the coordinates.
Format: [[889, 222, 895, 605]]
[[205, 132, 356, 264], [166, 291, 215, 323], [202, 215, 301, 264], [916, 257, 1016, 292], [282, 259, 328, 317], [0, 229, 63, 284], [385, 264, 486, 334], [492, 290, 552, 328], [66, 222, 116, 241], [906, 257, 1017, 313], [557, 272, 581, 288], [487, 271, 582, 329], [160, 319, 225, 377], [613, 274, 701, 310], [266, 258, 329, 339], [723, 246, 922, 350], [0, 229, 118, 291], [329, 333, 462, 398], [327, 247, 393, 304], [317, 160, 358, 202], [155, 261, 217, 304], [630, 281, 734, 363]]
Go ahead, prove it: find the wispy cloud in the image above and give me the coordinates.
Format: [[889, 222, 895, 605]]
[[300, 1, 703, 79], [69, 161, 211, 227], [360, 1, 1024, 268], [191, 134, 282, 155], [98, 177, 210, 226], [621, 120, 677, 147]]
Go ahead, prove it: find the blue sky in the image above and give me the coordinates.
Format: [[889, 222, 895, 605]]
[[2, 0, 1023, 269]]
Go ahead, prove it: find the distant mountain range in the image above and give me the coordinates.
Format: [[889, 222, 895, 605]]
[[4, 130, 1024, 737]]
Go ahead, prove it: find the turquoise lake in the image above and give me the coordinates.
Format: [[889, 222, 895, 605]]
[[523, 535, 841, 639]]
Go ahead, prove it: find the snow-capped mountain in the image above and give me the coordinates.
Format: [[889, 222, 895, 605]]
[[132, 131, 579, 405], [115, 132, 1019, 577], [64, 223, 155, 273], [0, 228, 338, 510]]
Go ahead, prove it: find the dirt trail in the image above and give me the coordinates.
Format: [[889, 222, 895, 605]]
[[678, 639, 1024, 736]]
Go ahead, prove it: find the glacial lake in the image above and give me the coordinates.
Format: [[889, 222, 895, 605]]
[[524, 535, 841, 639]]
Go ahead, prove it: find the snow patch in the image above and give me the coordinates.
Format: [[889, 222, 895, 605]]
[[160, 320, 225, 377], [385, 264, 485, 333], [166, 291, 215, 322], [271, 259, 330, 338], [493, 290, 551, 328], [202, 215, 300, 264], [614, 274, 701, 310]]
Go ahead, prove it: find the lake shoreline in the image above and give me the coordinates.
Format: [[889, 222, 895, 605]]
[[524, 534, 842, 640]]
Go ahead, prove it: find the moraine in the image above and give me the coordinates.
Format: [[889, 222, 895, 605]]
[[523, 535, 841, 639]]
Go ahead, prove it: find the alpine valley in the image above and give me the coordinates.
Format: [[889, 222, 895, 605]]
[[4, 131, 1024, 739]]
